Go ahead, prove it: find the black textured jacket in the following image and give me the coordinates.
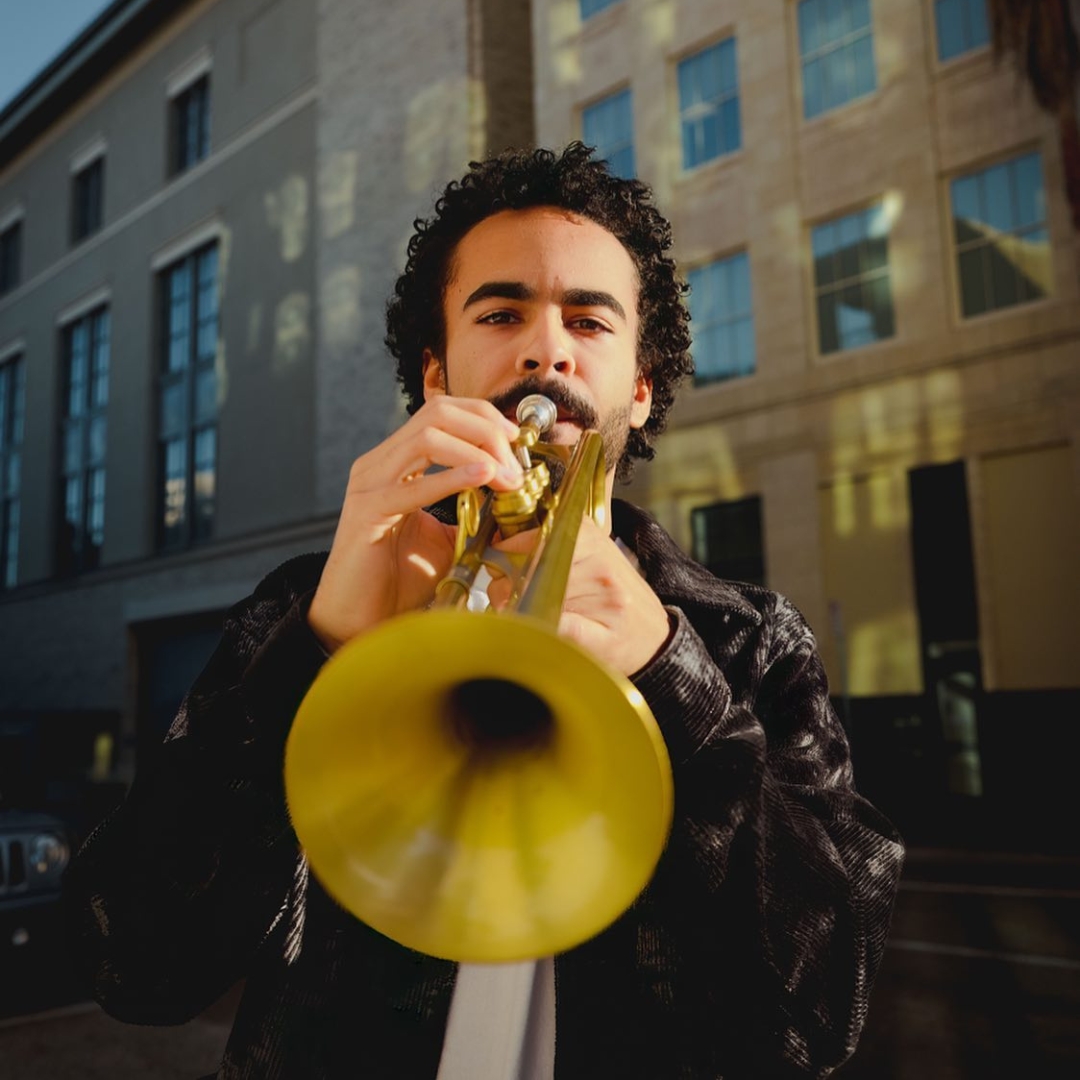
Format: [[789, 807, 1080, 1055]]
[[65, 500, 903, 1079]]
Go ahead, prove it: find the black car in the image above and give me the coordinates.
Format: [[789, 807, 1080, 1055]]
[[0, 809, 73, 1008]]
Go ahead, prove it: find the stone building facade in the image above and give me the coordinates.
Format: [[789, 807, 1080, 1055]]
[[534, 0, 1080, 844]]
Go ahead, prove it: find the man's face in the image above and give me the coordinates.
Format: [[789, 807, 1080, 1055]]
[[422, 207, 652, 472]]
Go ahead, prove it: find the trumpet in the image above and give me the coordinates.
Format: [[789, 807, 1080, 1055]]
[[284, 396, 673, 962]]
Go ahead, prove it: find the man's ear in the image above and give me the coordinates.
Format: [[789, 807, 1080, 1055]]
[[422, 349, 447, 400], [629, 372, 653, 429]]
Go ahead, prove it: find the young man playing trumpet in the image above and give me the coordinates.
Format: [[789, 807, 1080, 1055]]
[[66, 143, 903, 1079]]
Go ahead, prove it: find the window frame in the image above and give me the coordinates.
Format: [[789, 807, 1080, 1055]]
[[796, 0, 878, 121], [168, 72, 212, 177], [57, 305, 110, 575], [155, 241, 220, 552], [71, 155, 105, 245], [676, 36, 742, 173], [690, 495, 767, 587], [932, 0, 991, 65], [0, 212, 24, 297], [581, 86, 636, 179], [946, 148, 1053, 322], [810, 201, 897, 357], [686, 249, 756, 386]]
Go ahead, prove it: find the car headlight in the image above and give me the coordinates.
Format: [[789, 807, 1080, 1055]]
[[29, 833, 69, 876]]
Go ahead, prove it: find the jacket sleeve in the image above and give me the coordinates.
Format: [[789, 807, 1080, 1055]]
[[630, 594, 904, 1078], [63, 556, 329, 1025]]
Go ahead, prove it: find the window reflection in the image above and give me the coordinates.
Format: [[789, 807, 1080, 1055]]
[[158, 243, 218, 549], [951, 152, 1050, 317]]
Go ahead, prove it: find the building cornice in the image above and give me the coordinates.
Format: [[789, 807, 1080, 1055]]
[[0, 0, 199, 165]]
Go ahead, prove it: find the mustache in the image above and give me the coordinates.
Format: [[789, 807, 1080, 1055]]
[[487, 377, 598, 433]]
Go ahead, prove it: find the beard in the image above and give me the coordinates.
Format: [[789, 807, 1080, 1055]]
[[485, 375, 633, 487]]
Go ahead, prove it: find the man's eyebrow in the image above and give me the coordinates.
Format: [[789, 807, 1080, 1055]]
[[561, 288, 626, 323], [462, 281, 535, 309]]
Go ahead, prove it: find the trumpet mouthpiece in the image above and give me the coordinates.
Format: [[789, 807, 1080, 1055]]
[[516, 394, 557, 434]]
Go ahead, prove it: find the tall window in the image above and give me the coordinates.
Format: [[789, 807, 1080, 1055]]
[[158, 244, 219, 549], [797, 0, 876, 119], [71, 157, 104, 244], [0, 355, 26, 590], [580, 0, 619, 17], [0, 220, 21, 296], [951, 151, 1049, 318], [582, 89, 635, 179], [58, 308, 109, 574], [812, 204, 894, 354], [687, 252, 755, 384], [691, 496, 765, 586], [678, 39, 741, 170], [935, 0, 989, 62], [171, 75, 211, 175]]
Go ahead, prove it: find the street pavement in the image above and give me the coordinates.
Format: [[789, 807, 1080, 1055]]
[[2, 849, 1078, 1078]]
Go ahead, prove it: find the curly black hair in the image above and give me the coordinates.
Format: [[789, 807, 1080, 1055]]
[[385, 142, 693, 475]]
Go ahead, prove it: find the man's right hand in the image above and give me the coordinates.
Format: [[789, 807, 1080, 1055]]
[[306, 397, 523, 653]]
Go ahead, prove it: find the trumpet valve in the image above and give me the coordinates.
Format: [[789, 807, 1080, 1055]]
[[493, 461, 551, 535]]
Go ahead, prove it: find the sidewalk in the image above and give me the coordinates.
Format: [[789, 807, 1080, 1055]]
[[0, 1001, 230, 1079]]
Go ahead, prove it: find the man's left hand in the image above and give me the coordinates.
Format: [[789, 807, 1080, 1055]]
[[488, 515, 673, 677]]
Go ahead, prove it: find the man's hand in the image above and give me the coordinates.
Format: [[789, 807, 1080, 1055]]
[[308, 398, 523, 652], [488, 515, 673, 677]]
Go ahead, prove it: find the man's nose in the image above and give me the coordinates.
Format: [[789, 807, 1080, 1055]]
[[515, 315, 576, 378]]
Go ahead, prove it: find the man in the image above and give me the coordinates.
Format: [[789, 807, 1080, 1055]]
[[66, 144, 903, 1078]]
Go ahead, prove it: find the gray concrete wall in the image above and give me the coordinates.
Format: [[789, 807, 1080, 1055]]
[[0, 0, 322, 725], [0, 0, 320, 588]]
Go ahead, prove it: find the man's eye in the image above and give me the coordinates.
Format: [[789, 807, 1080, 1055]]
[[477, 310, 518, 325], [570, 316, 609, 332]]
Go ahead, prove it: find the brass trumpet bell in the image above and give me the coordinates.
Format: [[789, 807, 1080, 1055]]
[[285, 608, 672, 962], [285, 395, 673, 962]]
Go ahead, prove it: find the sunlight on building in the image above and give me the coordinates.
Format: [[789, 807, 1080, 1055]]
[[554, 43, 583, 87], [265, 175, 309, 262], [861, 380, 919, 457], [320, 151, 359, 240], [868, 469, 908, 532], [771, 201, 803, 273], [821, 474, 923, 695], [832, 472, 857, 537], [847, 609, 922, 696], [322, 265, 363, 352], [548, 0, 582, 87], [642, 0, 674, 48], [404, 79, 487, 195], [273, 292, 312, 373], [829, 393, 863, 474], [664, 423, 743, 499], [924, 369, 963, 461], [880, 190, 904, 232], [872, 21, 903, 80]]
